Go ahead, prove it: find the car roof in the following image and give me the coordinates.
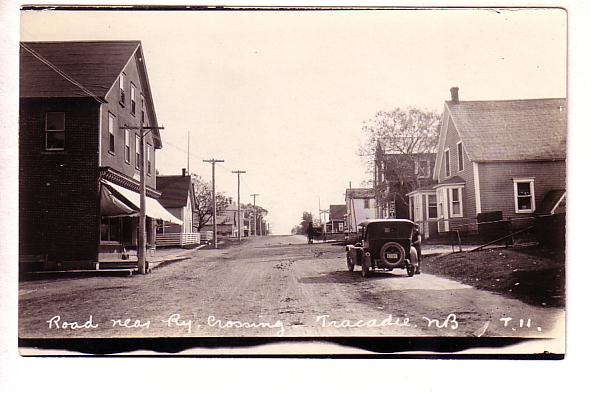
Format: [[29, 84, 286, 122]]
[[358, 219, 415, 227]]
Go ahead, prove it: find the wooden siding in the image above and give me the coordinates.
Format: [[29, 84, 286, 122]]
[[437, 116, 477, 220], [478, 160, 566, 220], [100, 52, 157, 190]]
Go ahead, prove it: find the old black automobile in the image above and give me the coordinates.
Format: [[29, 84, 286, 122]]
[[345, 219, 421, 278]]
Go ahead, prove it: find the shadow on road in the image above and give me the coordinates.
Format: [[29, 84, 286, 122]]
[[298, 270, 408, 284]]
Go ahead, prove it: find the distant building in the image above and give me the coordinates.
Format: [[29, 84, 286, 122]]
[[345, 188, 376, 232], [156, 171, 201, 246], [325, 204, 347, 233]]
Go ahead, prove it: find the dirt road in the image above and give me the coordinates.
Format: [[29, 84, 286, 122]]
[[19, 235, 564, 340]]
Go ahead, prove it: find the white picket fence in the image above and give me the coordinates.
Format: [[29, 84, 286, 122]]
[[156, 232, 201, 247]]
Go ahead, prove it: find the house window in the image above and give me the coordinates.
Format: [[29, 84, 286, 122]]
[[135, 134, 141, 169], [457, 142, 464, 172], [100, 217, 122, 242], [147, 143, 152, 175], [338, 222, 344, 232], [124, 129, 130, 163], [45, 112, 65, 150], [141, 94, 146, 125], [108, 113, 116, 154], [416, 160, 430, 178], [444, 149, 451, 177], [427, 194, 437, 219], [514, 178, 535, 213], [119, 74, 126, 105], [130, 83, 136, 115], [364, 199, 370, 209], [450, 187, 463, 217]]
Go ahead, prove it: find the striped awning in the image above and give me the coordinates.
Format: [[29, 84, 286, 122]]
[[101, 180, 183, 225]]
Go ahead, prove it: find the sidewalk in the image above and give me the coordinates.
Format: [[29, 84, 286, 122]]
[[148, 244, 206, 270]]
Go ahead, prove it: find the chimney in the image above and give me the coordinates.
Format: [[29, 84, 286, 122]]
[[450, 86, 459, 103], [182, 168, 186, 177]]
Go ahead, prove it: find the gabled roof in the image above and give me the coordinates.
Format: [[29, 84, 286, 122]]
[[445, 98, 566, 162], [156, 175, 193, 208], [20, 40, 162, 148], [345, 188, 374, 199], [329, 204, 347, 220], [20, 41, 141, 99]]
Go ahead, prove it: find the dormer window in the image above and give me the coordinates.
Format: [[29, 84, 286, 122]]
[[130, 83, 136, 115], [119, 74, 126, 105]]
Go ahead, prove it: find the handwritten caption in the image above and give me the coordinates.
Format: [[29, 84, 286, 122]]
[[45, 313, 468, 336], [45, 313, 544, 336]]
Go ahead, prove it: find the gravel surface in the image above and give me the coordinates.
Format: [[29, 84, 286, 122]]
[[19, 235, 564, 342]]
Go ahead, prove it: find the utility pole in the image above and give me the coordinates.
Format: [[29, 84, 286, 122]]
[[187, 131, 190, 174], [250, 193, 259, 236], [121, 124, 164, 274], [232, 170, 246, 242], [203, 158, 224, 248]]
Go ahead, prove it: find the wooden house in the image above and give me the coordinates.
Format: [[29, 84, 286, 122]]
[[424, 87, 566, 236]]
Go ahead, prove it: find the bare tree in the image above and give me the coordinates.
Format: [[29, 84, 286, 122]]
[[192, 175, 231, 232]]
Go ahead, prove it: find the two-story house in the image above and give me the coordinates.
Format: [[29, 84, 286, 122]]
[[374, 140, 436, 220], [426, 87, 566, 235], [19, 40, 181, 270], [345, 188, 376, 232]]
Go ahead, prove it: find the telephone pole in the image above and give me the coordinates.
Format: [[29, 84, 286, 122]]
[[232, 170, 246, 242], [121, 123, 164, 274], [203, 158, 224, 248], [250, 193, 259, 236]]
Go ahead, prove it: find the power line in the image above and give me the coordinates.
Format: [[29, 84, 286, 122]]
[[20, 42, 104, 104]]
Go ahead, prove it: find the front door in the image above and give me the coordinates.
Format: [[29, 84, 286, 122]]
[[436, 188, 449, 232]]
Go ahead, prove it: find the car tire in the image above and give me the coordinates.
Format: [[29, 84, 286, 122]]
[[346, 254, 354, 272], [361, 261, 370, 277], [410, 246, 420, 274], [379, 242, 406, 269], [406, 263, 416, 277]]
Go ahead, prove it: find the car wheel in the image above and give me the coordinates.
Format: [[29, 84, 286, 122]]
[[362, 262, 370, 277], [406, 263, 416, 277], [346, 254, 354, 272], [410, 247, 421, 274]]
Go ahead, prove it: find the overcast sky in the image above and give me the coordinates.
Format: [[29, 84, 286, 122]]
[[20, 8, 566, 234]]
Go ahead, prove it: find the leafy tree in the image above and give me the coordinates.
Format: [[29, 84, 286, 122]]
[[358, 108, 441, 213], [295, 211, 314, 235], [359, 107, 441, 168], [192, 175, 231, 232]]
